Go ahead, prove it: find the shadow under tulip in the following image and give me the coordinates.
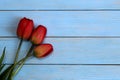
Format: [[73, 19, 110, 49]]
[[7, 17, 22, 37]]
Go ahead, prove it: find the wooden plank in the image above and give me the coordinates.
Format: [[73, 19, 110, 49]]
[[12, 65, 120, 80], [1, 38, 120, 64], [0, 0, 120, 10], [0, 11, 120, 36]]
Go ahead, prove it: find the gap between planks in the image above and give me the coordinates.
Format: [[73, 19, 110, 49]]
[[4, 63, 120, 66], [1, 36, 120, 38], [0, 9, 120, 11]]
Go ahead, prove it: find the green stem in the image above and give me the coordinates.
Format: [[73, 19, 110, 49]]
[[0, 57, 26, 80], [14, 39, 23, 64], [0, 57, 26, 77], [0, 43, 34, 80], [12, 56, 30, 77], [9, 45, 34, 80], [6, 39, 23, 80], [26, 44, 34, 57]]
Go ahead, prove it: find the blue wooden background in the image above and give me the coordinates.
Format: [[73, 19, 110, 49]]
[[1, 0, 120, 79]]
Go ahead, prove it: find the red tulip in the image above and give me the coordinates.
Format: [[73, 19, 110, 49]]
[[34, 44, 53, 58], [17, 17, 34, 40], [30, 25, 47, 45]]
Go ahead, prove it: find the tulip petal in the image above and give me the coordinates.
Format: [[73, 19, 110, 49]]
[[17, 17, 28, 38], [17, 17, 34, 40], [34, 44, 53, 58], [31, 25, 47, 45], [23, 19, 34, 40]]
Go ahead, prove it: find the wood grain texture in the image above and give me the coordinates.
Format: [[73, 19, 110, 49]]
[[1, 0, 120, 80], [0, 11, 120, 36], [1, 38, 120, 64], [0, 0, 120, 10], [12, 65, 120, 80]]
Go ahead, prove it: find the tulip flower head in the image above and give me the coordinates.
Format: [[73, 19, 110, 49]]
[[34, 44, 53, 58], [0, 17, 54, 79], [17, 17, 34, 40], [31, 25, 47, 45]]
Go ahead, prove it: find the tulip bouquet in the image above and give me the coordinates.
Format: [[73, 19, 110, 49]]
[[0, 17, 53, 80]]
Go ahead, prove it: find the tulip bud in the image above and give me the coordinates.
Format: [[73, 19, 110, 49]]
[[34, 44, 53, 58], [17, 17, 34, 40], [30, 25, 47, 45]]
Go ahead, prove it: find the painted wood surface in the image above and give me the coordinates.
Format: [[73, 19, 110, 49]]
[[1, 38, 120, 64], [0, 11, 120, 36], [0, 0, 120, 80], [13, 65, 120, 80], [0, 0, 120, 10]]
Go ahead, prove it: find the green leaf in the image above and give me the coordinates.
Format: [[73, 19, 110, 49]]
[[7, 63, 24, 80], [0, 47, 6, 73], [7, 58, 27, 80], [0, 65, 13, 80], [0, 58, 26, 80], [0, 47, 6, 65], [0, 64, 5, 72], [12, 60, 25, 77]]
